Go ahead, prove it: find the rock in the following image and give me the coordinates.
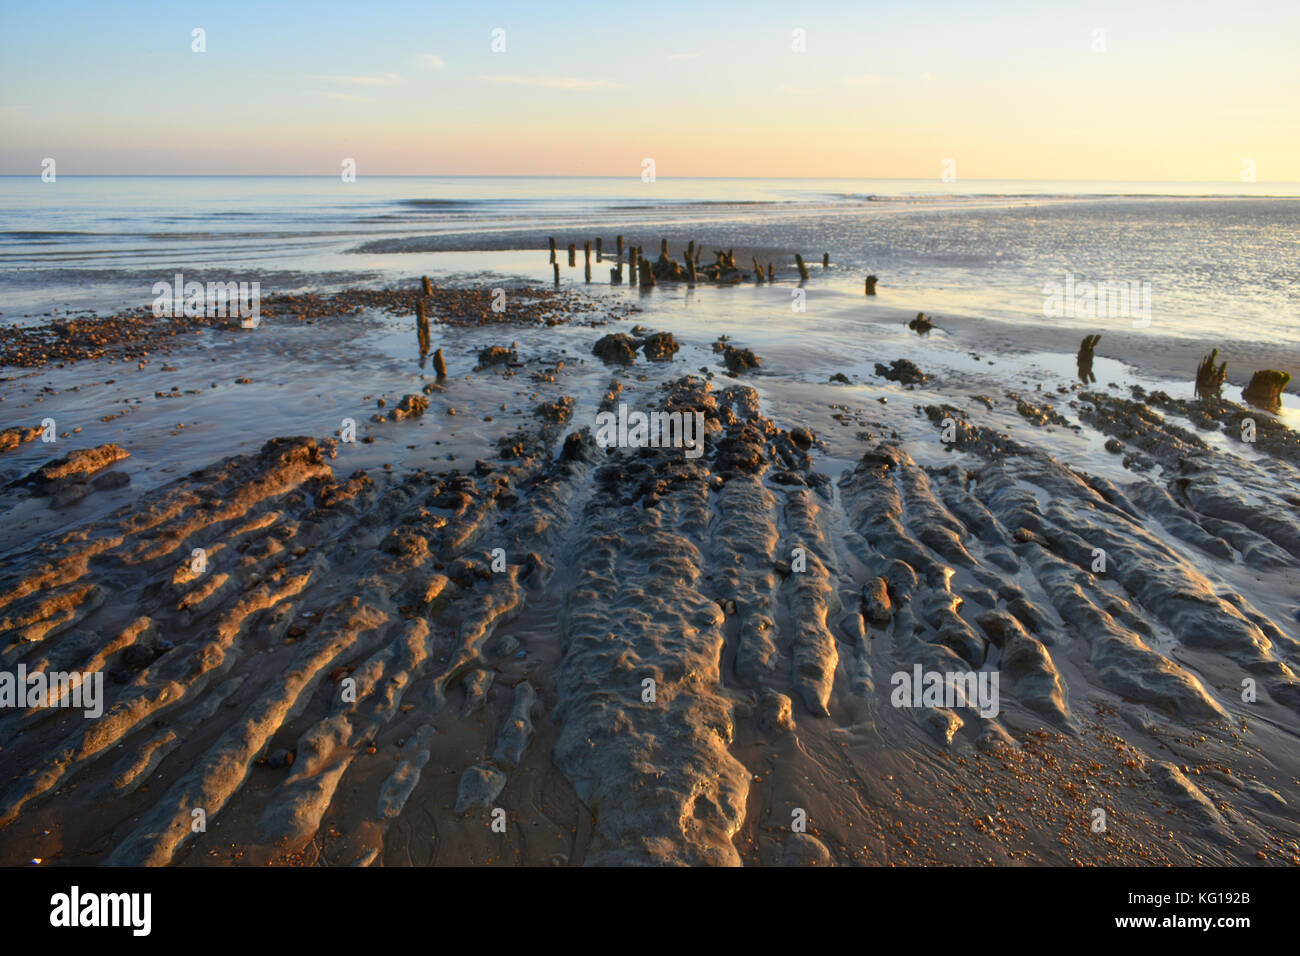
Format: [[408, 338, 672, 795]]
[[862, 577, 893, 624], [477, 345, 517, 368], [592, 333, 637, 366], [454, 763, 506, 816], [784, 832, 833, 866], [829, 373, 850, 384], [721, 345, 761, 374], [789, 427, 813, 451], [640, 331, 679, 362], [27, 444, 130, 486], [0, 425, 42, 453], [433, 348, 448, 378], [266, 748, 295, 769], [757, 690, 796, 735], [390, 393, 430, 421], [90, 470, 129, 491], [50, 483, 90, 509], [874, 359, 928, 385], [908, 312, 933, 334]]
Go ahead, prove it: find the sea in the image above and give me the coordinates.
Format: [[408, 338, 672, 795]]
[[1, 176, 1297, 347]]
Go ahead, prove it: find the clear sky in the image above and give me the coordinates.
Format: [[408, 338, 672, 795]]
[[2, 0, 1297, 180]]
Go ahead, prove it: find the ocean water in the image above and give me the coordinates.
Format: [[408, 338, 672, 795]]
[[1, 176, 1297, 347]]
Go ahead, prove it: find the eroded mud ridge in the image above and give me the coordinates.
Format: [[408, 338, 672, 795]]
[[2, 359, 1299, 866]]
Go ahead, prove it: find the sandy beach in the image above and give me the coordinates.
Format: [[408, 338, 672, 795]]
[[2, 235, 1298, 867]]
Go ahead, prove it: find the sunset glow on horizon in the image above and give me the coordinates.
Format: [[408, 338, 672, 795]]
[[2, 0, 1298, 181]]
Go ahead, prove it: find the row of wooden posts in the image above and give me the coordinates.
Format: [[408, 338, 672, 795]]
[[545, 237, 879, 291]]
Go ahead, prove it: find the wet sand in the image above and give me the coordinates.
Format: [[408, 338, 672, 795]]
[[1, 262, 1298, 867]]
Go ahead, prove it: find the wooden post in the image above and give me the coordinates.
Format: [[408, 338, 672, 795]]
[[553, 262, 561, 285], [685, 255, 696, 285], [585, 260, 592, 283], [661, 238, 669, 259], [616, 235, 624, 257], [767, 264, 774, 280], [433, 348, 447, 378], [638, 258, 656, 287], [795, 254, 809, 281], [548, 238, 556, 263], [752, 257, 764, 283], [422, 276, 433, 296], [823, 253, 829, 268], [416, 299, 430, 355], [584, 240, 591, 263], [568, 244, 576, 267], [596, 237, 603, 261], [687, 240, 695, 262], [864, 275, 877, 295], [610, 266, 621, 284]]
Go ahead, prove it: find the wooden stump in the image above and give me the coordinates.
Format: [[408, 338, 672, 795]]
[[795, 254, 809, 281], [416, 300, 430, 355], [865, 275, 878, 295], [548, 238, 556, 264], [568, 244, 576, 267]]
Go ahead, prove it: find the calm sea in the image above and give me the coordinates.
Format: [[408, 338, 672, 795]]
[[1, 176, 1297, 345]]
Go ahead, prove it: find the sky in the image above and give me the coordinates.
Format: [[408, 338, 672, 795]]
[[1, 0, 1298, 180]]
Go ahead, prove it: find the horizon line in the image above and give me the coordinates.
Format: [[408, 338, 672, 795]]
[[2, 173, 1299, 186]]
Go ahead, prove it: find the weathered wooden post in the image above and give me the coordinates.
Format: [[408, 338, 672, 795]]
[[616, 235, 625, 257], [638, 257, 656, 287], [568, 244, 576, 267], [823, 253, 830, 268], [553, 262, 561, 285], [864, 274, 877, 295], [584, 240, 591, 263], [548, 238, 556, 263], [795, 254, 809, 281], [596, 237, 603, 261], [422, 276, 433, 296], [585, 260, 592, 283], [752, 257, 764, 283], [433, 348, 447, 379], [416, 299, 430, 355], [661, 238, 669, 259]]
